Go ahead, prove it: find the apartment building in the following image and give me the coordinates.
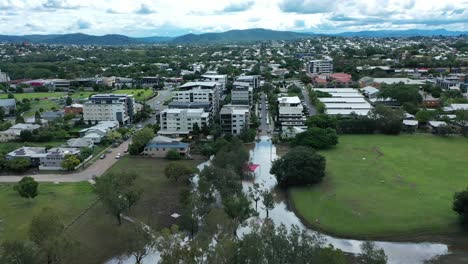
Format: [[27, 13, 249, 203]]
[[277, 96, 306, 129], [83, 94, 135, 125], [201, 74, 227, 92], [231, 82, 253, 106], [307, 59, 334, 74], [0, 69, 10, 83], [159, 108, 210, 137], [235, 75, 260, 90], [178, 82, 221, 113], [220, 105, 250, 135]]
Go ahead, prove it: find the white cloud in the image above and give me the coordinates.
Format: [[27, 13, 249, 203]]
[[0, 0, 465, 36]]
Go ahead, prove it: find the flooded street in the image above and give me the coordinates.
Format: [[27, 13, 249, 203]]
[[108, 136, 451, 264]]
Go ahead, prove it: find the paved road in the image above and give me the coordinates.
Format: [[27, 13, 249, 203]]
[[298, 83, 317, 116], [0, 141, 130, 183], [258, 93, 271, 136], [147, 88, 173, 112]]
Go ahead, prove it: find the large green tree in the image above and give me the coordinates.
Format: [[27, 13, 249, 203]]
[[129, 127, 154, 155], [94, 172, 141, 225], [164, 162, 198, 182], [291, 127, 338, 149], [271, 146, 326, 188], [14, 176, 38, 199], [0, 240, 38, 264], [453, 188, 468, 224]]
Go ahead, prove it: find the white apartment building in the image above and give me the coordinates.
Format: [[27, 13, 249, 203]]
[[83, 94, 135, 125], [220, 105, 250, 135], [178, 82, 221, 113], [235, 75, 260, 90], [277, 96, 306, 129], [201, 74, 227, 92], [0, 69, 10, 83], [307, 59, 334, 74], [159, 108, 210, 137], [231, 82, 253, 106]]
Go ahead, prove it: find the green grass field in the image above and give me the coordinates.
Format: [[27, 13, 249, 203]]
[[290, 134, 468, 238], [0, 182, 95, 242], [0, 92, 66, 100]]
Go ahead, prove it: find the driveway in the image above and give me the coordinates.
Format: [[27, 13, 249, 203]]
[[0, 141, 130, 183]]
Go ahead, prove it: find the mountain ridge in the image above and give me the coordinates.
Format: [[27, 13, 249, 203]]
[[0, 28, 465, 45]]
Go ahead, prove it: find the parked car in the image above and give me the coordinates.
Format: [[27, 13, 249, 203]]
[[106, 149, 112, 153], [100, 154, 106, 159], [123, 148, 128, 153], [115, 154, 121, 159]]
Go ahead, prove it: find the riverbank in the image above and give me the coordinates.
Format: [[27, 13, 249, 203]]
[[285, 134, 468, 241]]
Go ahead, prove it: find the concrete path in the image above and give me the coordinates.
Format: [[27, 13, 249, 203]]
[[0, 141, 130, 183]]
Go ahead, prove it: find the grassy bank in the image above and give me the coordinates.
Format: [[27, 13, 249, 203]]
[[289, 134, 468, 238]]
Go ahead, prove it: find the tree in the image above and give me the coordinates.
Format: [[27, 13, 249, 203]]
[[34, 111, 41, 124], [222, 193, 255, 237], [164, 162, 198, 182], [29, 208, 76, 264], [16, 113, 25, 124], [61, 155, 80, 171], [262, 190, 275, 218], [455, 110, 468, 136], [291, 127, 338, 149], [415, 109, 434, 124], [94, 172, 141, 225], [306, 114, 337, 129], [239, 127, 256, 143], [65, 96, 72, 106], [5, 158, 31, 172], [370, 104, 404, 135], [0, 240, 38, 264], [271, 146, 326, 188], [248, 183, 262, 212], [79, 147, 93, 161], [107, 131, 122, 143], [453, 188, 468, 224], [129, 127, 154, 155], [0, 106, 4, 122], [166, 149, 182, 160], [437, 125, 454, 137], [14, 176, 38, 199], [120, 224, 154, 264], [360, 241, 387, 264], [192, 122, 201, 136]]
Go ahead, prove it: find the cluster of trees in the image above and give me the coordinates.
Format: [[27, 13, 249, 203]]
[[291, 127, 338, 149], [271, 146, 326, 188], [378, 84, 422, 106], [128, 127, 155, 155], [0, 157, 32, 172], [0, 208, 78, 264], [453, 188, 468, 225]]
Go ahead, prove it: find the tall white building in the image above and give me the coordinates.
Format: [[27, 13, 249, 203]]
[[277, 96, 305, 129], [307, 59, 333, 74], [220, 105, 250, 135], [178, 82, 221, 113], [83, 94, 135, 125], [231, 82, 253, 107], [201, 74, 227, 92], [159, 108, 210, 137], [0, 69, 9, 83], [235, 75, 260, 90]]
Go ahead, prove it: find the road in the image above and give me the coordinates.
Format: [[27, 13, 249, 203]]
[[296, 82, 317, 116], [147, 88, 173, 112], [258, 92, 271, 136], [0, 140, 130, 183]]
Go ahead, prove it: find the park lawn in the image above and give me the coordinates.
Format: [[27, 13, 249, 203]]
[[70, 91, 95, 99], [0, 92, 66, 100], [23, 99, 61, 118], [114, 89, 154, 102], [290, 134, 468, 239], [0, 182, 95, 242], [67, 155, 202, 264]]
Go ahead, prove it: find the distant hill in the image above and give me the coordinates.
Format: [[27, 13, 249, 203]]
[[0, 28, 465, 45], [170, 28, 315, 44], [0, 33, 170, 45], [333, 29, 467, 38]]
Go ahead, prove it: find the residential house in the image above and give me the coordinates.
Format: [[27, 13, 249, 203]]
[[66, 138, 94, 148], [0, 123, 40, 142], [79, 121, 119, 144], [5, 147, 47, 167], [64, 103, 84, 115], [143, 136, 190, 158], [0, 99, 16, 115], [39, 148, 81, 170]]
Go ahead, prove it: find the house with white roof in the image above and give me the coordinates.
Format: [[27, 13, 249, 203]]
[[0, 123, 41, 142]]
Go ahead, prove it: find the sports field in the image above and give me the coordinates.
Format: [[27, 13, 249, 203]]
[[290, 134, 468, 238]]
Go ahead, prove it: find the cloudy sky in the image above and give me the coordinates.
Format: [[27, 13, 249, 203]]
[[0, 0, 467, 36]]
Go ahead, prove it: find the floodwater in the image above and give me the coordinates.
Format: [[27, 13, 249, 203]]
[[107, 136, 450, 264]]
